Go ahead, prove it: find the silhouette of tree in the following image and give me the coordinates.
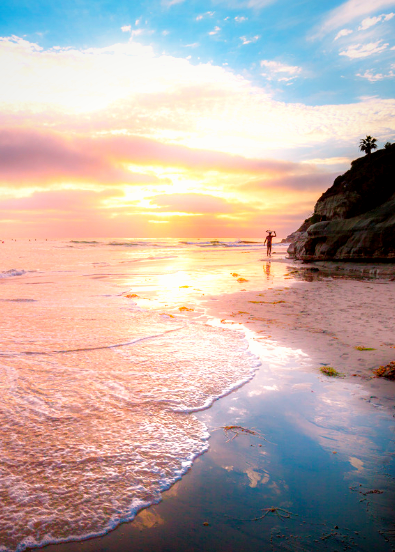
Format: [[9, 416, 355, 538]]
[[384, 142, 392, 149], [359, 135, 377, 156]]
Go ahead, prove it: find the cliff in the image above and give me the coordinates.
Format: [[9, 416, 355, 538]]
[[288, 144, 395, 261]]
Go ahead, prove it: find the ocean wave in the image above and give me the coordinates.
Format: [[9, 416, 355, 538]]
[[69, 240, 100, 244], [0, 312, 259, 552], [109, 240, 151, 247], [180, 239, 264, 248]]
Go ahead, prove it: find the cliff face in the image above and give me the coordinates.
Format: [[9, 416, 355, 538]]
[[288, 144, 395, 261]]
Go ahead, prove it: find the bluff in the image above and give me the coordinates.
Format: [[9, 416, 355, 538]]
[[288, 144, 395, 261]]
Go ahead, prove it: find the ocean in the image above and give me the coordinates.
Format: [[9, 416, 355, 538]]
[[0, 238, 285, 552]]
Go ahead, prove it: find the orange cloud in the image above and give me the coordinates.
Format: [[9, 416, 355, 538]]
[[0, 188, 123, 211], [149, 193, 241, 214], [0, 127, 325, 190]]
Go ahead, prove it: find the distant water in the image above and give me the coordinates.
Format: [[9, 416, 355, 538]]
[[0, 238, 276, 552]]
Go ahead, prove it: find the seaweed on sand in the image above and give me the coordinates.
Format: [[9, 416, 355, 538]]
[[217, 425, 275, 445], [374, 361, 395, 380], [220, 425, 262, 442], [319, 366, 343, 377], [227, 506, 298, 522], [355, 346, 376, 351]]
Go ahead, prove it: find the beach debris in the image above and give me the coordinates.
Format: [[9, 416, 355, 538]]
[[160, 313, 175, 318], [374, 361, 395, 380], [125, 293, 139, 298], [319, 366, 343, 377], [237, 277, 248, 283], [349, 484, 384, 511], [355, 346, 376, 351], [231, 273, 239, 277], [228, 506, 298, 522], [179, 306, 194, 312], [219, 425, 265, 443], [248, 300, 286, 304], [203, 521, 210, 526], [179, 285, 191, 288]]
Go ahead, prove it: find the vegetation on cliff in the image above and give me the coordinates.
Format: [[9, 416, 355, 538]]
[[297, 142, 395, 232], [287, 142, 395, 261]]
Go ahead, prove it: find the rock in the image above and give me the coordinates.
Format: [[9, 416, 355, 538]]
[[288, 144, 395, 261]]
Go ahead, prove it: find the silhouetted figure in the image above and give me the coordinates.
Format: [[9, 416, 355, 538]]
[[264, 230, 276, 257]]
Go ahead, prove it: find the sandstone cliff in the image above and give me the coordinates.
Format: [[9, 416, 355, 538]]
[[288, 144, 395, 261]]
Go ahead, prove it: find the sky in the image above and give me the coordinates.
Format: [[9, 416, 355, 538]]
[[0, 0, 394, 238]]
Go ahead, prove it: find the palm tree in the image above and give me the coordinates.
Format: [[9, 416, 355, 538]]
[[359, 135, 377, 156]]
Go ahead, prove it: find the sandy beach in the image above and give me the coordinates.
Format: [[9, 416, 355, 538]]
[[4, 0, 395, 548], [25, 248, 395, 552], [205, 259, 395, 408]]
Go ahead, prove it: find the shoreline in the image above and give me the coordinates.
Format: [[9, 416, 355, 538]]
[[29, 255, 395, 552], [204, 258, 395, 408]]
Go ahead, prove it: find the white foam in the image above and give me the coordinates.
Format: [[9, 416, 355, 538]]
[[0, 239, 265, 552]]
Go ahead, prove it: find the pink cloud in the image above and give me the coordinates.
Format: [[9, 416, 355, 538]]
[[99, 134, 307, 175], [0, 129, 162, 185], [0, 189, 123, 211], [0, 127, 324, 188]]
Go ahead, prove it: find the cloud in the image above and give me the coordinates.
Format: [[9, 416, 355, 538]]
[[314, 0, 395, 37], [211, 0, 276, 8], [0, 189, 161, 238], [1, 35, 395, 163], [209, 26, 221, 35], [301, 156, 352, 167], [0, 189, 123, 212], [0, 129, 164, 186], [121, 25, 132, 33], [240, 35, 260, 44], [358, 12, 394, 29], [150, 193, 235, 213], [162, 0, 185, 6], [0, 127, 327, 192], [240, 172, 336, 192], [356, 66, 395, 80], [196, 11, 214, 20], [260, 59, 302, 81], [334, 28, 353, 40], [339, 40, 389, 58], [235, 16, 248, 21]]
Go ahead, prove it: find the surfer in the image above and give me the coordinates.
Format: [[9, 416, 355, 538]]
[[264, 230, 276, 257]]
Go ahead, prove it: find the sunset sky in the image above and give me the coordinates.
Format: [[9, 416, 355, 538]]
[[1, 0, 394, 238]]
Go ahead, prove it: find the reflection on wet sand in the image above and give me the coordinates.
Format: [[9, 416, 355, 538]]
[[26, 247, 395, 552]]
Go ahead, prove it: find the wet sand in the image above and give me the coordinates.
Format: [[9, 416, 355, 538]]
[[33, 257, 395, 552], [205, 261, 395, 408]]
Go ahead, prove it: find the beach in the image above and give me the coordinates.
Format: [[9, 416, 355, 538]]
[[0, 239, 394, 552], [206, 263, 395, 408]]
